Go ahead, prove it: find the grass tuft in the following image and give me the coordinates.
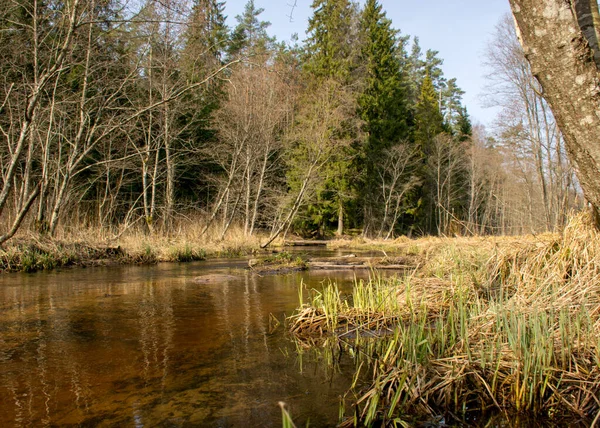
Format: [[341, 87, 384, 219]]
[[168, 244, 206, 262]]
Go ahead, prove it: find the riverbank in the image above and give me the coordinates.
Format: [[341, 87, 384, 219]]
[[0, 225, 268, 273], [288, 213, 600, 425], [0, 219, 558, 274]]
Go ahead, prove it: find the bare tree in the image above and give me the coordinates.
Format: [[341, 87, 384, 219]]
[[484, 14, 578, 231], [261, 79, 355, 248], [376, 144, 421, 239], [508, 0, 600, 226], [0, 0, 82, 243], [212, 61, 295, 237], [427, 134, 468, 235], [0, 0, 237, 242]]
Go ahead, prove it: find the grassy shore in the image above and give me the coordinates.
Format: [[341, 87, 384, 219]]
[[289, 213, 600, 425], [0, 222, 270, 273]]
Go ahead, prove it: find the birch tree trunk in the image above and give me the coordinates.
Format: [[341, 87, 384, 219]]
[[509, 0, 600, 225]]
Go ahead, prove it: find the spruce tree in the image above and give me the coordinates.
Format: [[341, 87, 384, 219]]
[[182, 0, 228, 87], [292, 0, 360, 237], [358, 0, 411, 235], [456, 107, 473, 141], [359, 0, 409, 146], [177, 0, 230, 204], [186, 0, 228, 66], [413, 74, 445, 233], [304, 0, 356, 81], [414, 74, 444, 154]]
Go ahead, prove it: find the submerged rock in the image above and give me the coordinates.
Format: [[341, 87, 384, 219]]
[[192, 274, 239, 284]]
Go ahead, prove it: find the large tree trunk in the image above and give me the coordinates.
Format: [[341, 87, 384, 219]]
[[574, 0, 600, 67], [509, 0, 600, 226]]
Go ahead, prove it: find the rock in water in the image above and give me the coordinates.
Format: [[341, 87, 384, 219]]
[[192, 274, 239, 284]]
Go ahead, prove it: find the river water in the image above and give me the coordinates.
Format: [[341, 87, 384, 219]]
[[0, 252, 376, 427]]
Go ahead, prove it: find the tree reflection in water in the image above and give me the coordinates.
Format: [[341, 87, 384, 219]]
[[0, 258, 364, 427]]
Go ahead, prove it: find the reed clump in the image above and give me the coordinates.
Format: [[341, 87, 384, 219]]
[[289, 213, 600, 425], [168, 244, 206, 262]]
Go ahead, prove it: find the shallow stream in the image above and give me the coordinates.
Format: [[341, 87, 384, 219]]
[[0, 250, 373, 427]]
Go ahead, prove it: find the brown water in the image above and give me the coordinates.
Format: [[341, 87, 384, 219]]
[[0, 253, 375, 427]]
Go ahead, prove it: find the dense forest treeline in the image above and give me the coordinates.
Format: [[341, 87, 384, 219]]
[[0, 0, 582, 244]]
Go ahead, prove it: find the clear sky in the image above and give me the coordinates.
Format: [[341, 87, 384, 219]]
[[223, 0, 512, 127]]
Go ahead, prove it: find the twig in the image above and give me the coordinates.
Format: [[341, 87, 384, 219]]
[[286, 0, 298, 22]]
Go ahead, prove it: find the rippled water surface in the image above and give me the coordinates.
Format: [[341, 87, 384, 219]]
[[0, 251, 381, 427]]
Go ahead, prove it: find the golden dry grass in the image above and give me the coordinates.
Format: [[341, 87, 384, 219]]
[[289, 213, 600, 425], [0, 216, 275, 272]]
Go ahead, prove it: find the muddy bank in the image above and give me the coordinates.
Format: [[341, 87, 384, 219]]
[[0, 237, 262, 273], [0, 240, 129, 273]]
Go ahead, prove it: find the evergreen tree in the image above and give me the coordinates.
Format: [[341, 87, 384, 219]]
[[406, 38, 445, 99], [441, 78, 465, 128], [185, 0, 229, 69], [414, 74, 444, 154], [424, 49, 446, 91], [290, 0, 361, 237], [177, 0, 230, 204], [456, 106, 473, 141], [357, 0, 412, 235], [228, 0, 274, 59], [412, 74, 445, 233], [181, 0, 229, 104], [304, 0, 357, 81], [359, 0, 409, 146]]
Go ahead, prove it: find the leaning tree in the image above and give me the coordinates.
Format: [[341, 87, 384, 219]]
[[508, 0, 600, 226]]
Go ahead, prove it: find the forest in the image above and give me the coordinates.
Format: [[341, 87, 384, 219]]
[[3, 0, 600, 426], [0, 0, 582, 248]]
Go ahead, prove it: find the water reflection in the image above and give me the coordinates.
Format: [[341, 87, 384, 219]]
[[0, 259, 373, 427]]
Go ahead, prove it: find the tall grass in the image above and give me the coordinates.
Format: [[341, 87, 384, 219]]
[[0, 216, 269, 272], [289, 213, 600, 425], [0, 240, 112, 272]]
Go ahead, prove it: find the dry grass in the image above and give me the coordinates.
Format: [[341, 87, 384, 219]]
[[248, 251, 308, 274], [289, 213, 600, 425], [0, 217, 272, 272]]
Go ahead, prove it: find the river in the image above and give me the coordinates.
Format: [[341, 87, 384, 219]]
[[0, 252, 375, 427]]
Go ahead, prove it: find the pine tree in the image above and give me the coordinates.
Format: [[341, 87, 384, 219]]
[[228, 0, 274, 59], [441, 78, 465, 128], [406, 39, 450, 105]]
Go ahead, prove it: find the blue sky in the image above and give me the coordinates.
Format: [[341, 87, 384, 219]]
[[223, 0, 512, 126]]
